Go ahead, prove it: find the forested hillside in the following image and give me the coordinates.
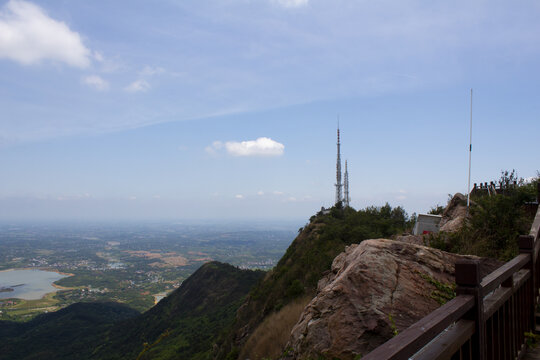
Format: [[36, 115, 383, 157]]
[[217, 203, 410, 360]]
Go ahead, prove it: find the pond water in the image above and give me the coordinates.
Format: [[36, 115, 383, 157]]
[[0, 269, 69, 300]]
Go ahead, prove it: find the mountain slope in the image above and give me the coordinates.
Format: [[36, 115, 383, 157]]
[[217, 204, 409, 359], [0, 262, 264, 360], [0, 302, 140, 360], [93, 261, 264, 360]]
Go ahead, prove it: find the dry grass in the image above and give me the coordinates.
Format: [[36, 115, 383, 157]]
[[240, 296, 312, 360]]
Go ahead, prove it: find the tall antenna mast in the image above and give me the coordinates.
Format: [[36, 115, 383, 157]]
[[467, 89, 473, 210], [335, 118, 343, 205], [344, 160, 350, 207]]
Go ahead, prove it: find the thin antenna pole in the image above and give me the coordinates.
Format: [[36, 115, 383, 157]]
[[467, 89, 473, 210], [335, 117, 342, 205]]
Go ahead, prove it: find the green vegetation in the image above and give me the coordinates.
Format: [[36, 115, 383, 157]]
[[430, 171, 538, 261], [136, 330, 170, 360], [5, 180, 533, 360], [0, 262, 264, 360], [525, 331, 540, 349], [0, 302, 140, 360], [252, 203, 408, 311], [428, 204, 445, 215], [388, 314, 398, 336], [0, 292, 60, 322], [0, 224, 293, 321], [92, 262, 264, 360], [417, 271, 455, 305], [217, 203, 409, 359]]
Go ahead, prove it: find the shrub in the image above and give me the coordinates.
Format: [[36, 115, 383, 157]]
[[431, 171, 538, 261]]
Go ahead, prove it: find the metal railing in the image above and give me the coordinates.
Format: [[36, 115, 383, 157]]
[[363, 183, 540, 360]]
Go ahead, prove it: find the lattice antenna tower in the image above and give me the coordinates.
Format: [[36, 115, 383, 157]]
[[335, 121, 343, 205], [344, 160, 350, 207]]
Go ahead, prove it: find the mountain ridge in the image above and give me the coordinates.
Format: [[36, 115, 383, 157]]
[[0, 262, 264, 360]]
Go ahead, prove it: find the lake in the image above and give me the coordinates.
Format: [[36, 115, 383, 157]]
[[0, 269, 69, 300]]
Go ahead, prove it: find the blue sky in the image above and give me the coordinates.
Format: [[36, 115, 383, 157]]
[[0, 0, 539, 221]]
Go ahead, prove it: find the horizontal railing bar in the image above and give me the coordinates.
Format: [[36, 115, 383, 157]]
[[363, 201, 540, 360], [411, 319, 475, 360], [483, 286, 512, 320], [481, 254, 530, 295], [483, 269, 530, 319], [362, 295, 474, 360]]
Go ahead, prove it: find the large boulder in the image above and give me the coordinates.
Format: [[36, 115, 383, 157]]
[[284, 239, 500, 360], [439, 193, 470, 232]]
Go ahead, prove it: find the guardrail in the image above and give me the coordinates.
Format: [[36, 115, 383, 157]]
[[363, 182, 540, 360]]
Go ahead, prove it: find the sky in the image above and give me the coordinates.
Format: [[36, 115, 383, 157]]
[[0, 0, 539, 222]]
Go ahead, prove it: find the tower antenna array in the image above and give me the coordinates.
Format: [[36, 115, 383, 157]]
[[335, 121, 343, 205], [467, 89, 473, 211], [344, 160, 350, 207]]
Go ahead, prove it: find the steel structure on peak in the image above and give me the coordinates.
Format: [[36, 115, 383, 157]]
[[335, 125, 343, 205], [344, 160, 350, 207]]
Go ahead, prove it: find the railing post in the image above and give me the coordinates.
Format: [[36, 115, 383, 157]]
[[537, 181, 540, 204], [456, 259, 485, 360], [519, 234, 536, 332]]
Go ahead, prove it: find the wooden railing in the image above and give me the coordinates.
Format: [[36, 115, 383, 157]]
[[471, 181, 519, 197], [363, 183, 540, 360]]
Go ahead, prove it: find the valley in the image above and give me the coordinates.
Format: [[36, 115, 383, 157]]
[[0, 221, 297, 321]]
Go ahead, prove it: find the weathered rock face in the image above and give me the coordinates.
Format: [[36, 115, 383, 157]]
[[284, 239, 500, 360], [439, 193, 471, 232], [395, 234, 425, 246]]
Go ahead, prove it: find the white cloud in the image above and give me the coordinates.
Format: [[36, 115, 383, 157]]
[[205, 141, 223, 155], [82, 75, 109, 91], [0, 0, 91, 67], [56, 193, 92, 201], [273, 190, 284, 195], [257, 191, 264, 196], [93, 51, 104, 62], [272, 0, 309, 8], [124, 79, 150, 93], [139, 65, 165, 76], [206, 137, 284, 157], [225, 137, 284, 157], [235, 194, 244, 199]]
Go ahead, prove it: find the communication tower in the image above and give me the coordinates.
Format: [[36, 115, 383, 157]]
[[335, 125, 343, 205], [344, 160, 350, 207]]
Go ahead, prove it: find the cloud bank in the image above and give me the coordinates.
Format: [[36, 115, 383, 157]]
[[0, 0, 91, 67], [207, 137, 284, 157]]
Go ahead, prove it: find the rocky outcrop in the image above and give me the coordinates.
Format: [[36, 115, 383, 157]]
[[284, 239, 500, 360], [395, 234, 425, 245], [439, 193, 471, 232]]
